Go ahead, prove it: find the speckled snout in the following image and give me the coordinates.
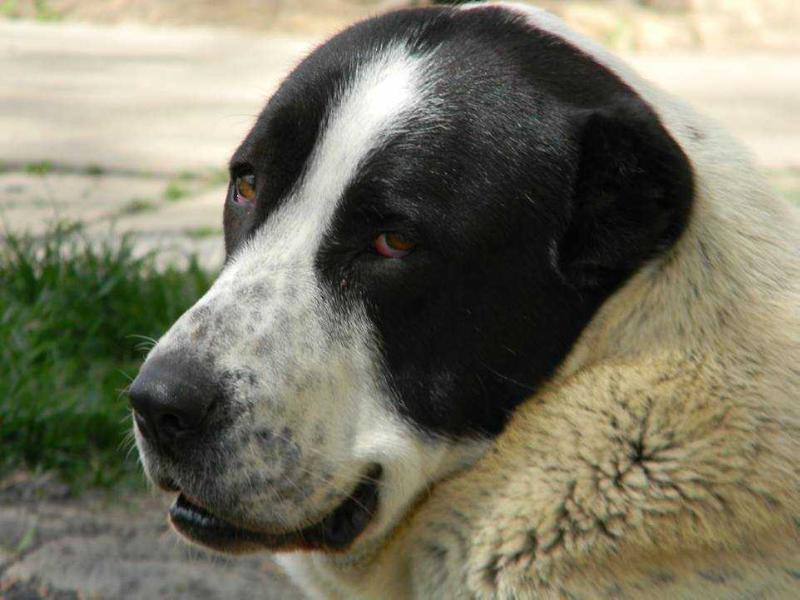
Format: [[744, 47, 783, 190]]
[[130, 248, 386, 531]]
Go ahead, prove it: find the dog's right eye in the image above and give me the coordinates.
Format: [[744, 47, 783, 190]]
[[373, 232, 416, 258], [233, 174, 256, 204]]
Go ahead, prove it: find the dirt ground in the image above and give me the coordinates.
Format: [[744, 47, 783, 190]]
[[0, 473, 304, 599]]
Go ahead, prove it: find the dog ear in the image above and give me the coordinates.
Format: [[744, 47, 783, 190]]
[[556, 99, 693, 288]]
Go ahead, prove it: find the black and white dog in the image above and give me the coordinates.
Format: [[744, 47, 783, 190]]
[[131, 3, 800, 598]]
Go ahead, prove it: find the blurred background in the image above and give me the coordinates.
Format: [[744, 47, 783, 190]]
[[1, 1, 798, 598]]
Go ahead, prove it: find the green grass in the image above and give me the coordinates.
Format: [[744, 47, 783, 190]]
[[33, 0, 61, 22], [119, 198, 157, 216], [164, 168, 228, 202], [0, 0, 61, 21], [184, 226, 222, 239], [24, 160, 53, 176], [0, 0, 19, 19], [164, 181, 190, 202], [0, 223, 213, 488], [84, 164, 105, 177], [177, 170, 199, 181]]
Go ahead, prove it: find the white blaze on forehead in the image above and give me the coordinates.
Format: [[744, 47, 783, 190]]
[[238, 45, 429, 264], [301, 46, 425, 229]]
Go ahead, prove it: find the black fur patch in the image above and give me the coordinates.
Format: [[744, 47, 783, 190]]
[[225, 6, 693, 437]]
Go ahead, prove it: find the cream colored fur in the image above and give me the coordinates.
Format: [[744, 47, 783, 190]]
[[286, 4, 800, 598]]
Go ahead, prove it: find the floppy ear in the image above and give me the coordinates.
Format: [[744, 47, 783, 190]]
[[556, 100, 693, 288]]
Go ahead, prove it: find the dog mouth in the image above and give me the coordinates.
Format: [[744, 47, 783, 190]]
[[168, 464, 382, 553]]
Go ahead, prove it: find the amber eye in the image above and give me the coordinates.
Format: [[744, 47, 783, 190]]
[[374, 232, 416, 258], [233, 174, 256, 204]]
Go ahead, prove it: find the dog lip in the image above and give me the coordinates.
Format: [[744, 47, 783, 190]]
[[168, 464, 383, 553], [156, 476, 181, 493]]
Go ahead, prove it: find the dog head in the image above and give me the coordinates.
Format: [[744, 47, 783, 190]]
[[130, 4, 692, 555]]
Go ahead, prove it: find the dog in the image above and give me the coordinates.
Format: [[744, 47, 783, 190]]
[[130, 2, 800, 598]]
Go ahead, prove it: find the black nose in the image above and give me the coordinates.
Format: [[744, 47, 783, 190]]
[[129, 352, 218, 451]]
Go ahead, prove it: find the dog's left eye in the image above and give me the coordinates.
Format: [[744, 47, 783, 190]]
[[233, 174, 256, 204]]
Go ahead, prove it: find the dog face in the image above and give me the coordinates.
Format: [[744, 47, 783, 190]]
[[130, 5, 692, 555]]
